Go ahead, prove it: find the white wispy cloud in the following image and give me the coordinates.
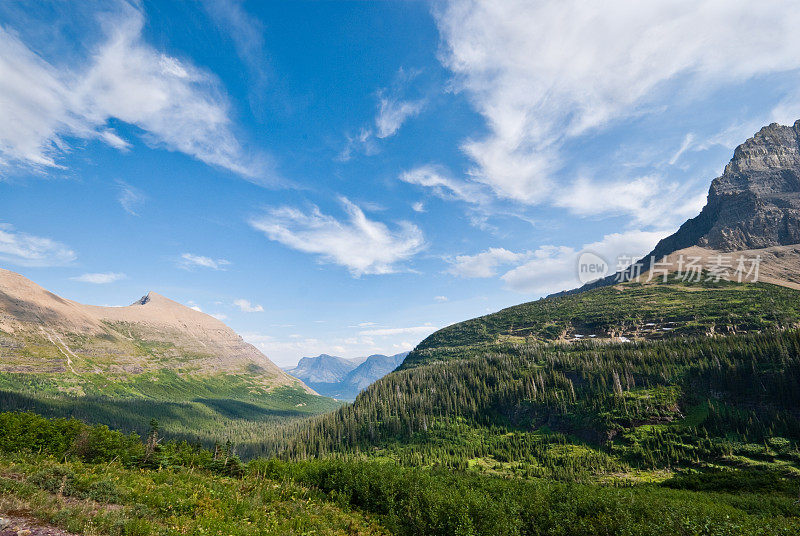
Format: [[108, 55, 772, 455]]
[[0, 224, 76, 267], [179, 253, 231, 271], [338, 128, 378, 162], [234, 298, 264, 313], [555, 176, 662, 221], [201, 0, 270, 115], [668, 133, 696, 166], [375, 95, 425, 139], [339, 68, 425, 160], [0, 4, 265, 178], [500, 230, 669, 295], [399, 164, 487, 204], [434, 0, 800, 210], [358, 325, 438, 337], [116, 180, 145, 215], [71, 272, 126, 284], [447, 247, 530, 278], [249, 197, 425, 276], [434, 295, 448, 302]]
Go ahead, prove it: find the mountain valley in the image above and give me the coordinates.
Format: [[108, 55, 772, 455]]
[[0, 269, 339, 452]]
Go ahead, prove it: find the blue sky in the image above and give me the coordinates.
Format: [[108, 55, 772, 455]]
[[2, 0, 800, 366]]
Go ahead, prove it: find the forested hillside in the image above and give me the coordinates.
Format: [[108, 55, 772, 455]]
[[248, 279, 800, 490]]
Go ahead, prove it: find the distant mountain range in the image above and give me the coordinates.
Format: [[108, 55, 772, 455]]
[[284, 352, 408, 400]]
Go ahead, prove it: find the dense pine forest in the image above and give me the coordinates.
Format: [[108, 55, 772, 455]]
[[252, 331, 800, 478], [237, 280, 800, 481]]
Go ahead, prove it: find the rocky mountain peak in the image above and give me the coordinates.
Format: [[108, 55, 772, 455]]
[[723, 120, 800, 177], [553, 120, 800, 297], [650, 120, 800, 256]]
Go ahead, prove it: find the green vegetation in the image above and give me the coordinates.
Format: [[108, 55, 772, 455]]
[[0, 414, 386, 535], [403, 278, 800, 368], [0, 384, 339, 459], [0, 321, 341, 456], [4, 280, 800, 534], [1, 412, 797, 535], [257, 329, 800, 481]]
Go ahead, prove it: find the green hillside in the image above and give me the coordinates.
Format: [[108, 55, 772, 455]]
[[402, 278, 800, 369], [0, 364, 340, 458], [0, 386, 340, 459], [0, 343, 341, 457]]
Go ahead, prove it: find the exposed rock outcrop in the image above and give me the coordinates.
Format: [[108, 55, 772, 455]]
[[652, 120, 800, 256], [559, 120, 800, 296]]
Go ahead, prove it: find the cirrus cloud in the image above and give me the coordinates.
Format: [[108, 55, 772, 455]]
[[179, 253, 231, 271], [358, 325, 438, 337], [375, 95, 426, 139], [0, 3, 265, 179], [249, 197, 425, 276], [434, 0, 800, 210], [71, 272, 126, 284], [399, 164, 488, 205], [234, 299, 264, 313], [0, 224, 76, 267], [447, 247, 530, 278]]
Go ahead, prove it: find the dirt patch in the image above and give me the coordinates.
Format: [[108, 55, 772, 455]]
[[0, 516, 80, 536]]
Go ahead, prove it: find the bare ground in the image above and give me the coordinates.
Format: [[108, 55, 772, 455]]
[[0, 515, 80, 536]]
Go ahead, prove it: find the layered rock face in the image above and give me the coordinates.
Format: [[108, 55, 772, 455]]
[[651, 121, 800, 258], [553, 120, 800, 296]]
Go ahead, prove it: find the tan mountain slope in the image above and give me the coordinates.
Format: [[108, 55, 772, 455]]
[[642, 245, 800, 290], [0, 267, 308, 392]]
